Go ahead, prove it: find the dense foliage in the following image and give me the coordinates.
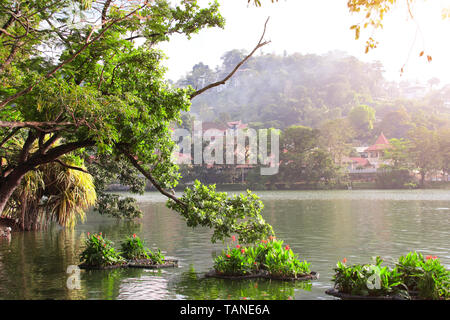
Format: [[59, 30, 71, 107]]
[[0, 0, 277, 243], [167, 180, 274, 244], [213, 237, 311, 278], [332, 256, 406, 298], [396, 252, 449, 300], [120, 233, 165, 263], [332, 253, 450, 300], [80, 233, 125, 267]]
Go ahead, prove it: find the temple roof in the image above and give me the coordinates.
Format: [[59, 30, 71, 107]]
[[365, 132, 390, 151]]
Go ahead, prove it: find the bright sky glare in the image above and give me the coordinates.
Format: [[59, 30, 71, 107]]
[[158, 0, 450, 86]]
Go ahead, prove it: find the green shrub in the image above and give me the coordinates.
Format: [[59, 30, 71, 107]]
[[264, 240, 310, 277], [120, 234, 150, 260], [332, 257, 406, 297], [396, 252, 449, 300], [332, 253, 450, 300], [80, 233, 124, 267], [214, 245, 254, 275], [120, 234, 165, 264], [213, 237, 311, 278]]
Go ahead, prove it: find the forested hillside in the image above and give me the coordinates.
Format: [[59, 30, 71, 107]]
[[177, 50, 450, 144]]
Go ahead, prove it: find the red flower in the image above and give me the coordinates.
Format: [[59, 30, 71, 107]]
[[241, 249, 245, 254], [236, 244, 240, 249], [231, 236, 236, 242], [133, 233, 136, 238], [87, 232, 90, 237], [342, 258, 347, 263], [426, 255, 432, 260], [433, 256, 437, 259], [226, 254, 231, 258], [285, 245, 290, 251]]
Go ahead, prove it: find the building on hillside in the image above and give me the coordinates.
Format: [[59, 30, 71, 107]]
[[354, 146, 368, 158], [342, 157, 374, 171], [365, 132, 391, 169], [344, 133, 392, 182]]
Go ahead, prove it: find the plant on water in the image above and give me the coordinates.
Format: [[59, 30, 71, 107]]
[[214, 245, 254, 276], [80, 233, 124, 267], [332, 256, 406, 297], [396, 251, 449, 300], [213, 236, 311, 278], [264, 239, 311, 278], [120, 234, 165, 264]]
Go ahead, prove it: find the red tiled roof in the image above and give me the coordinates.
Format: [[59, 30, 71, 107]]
[[365, 132, 390, 151]]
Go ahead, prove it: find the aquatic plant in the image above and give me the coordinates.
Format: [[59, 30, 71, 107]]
[[80, 233, 124, 267], [332, 256, 406, 297], [120, 234, 165, 264], [396, 251, 449, 300], [331, 252, 450, 300], [213, 237, 311, 278]]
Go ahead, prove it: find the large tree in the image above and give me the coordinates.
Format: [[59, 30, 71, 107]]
[[0, 0, 274, 242]]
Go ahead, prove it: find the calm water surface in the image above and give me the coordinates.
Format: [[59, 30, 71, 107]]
[[0, 189, 449, 300]]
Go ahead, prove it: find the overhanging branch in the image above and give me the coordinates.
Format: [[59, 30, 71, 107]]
[[190, 17, 271, 99], [116, 144, 186, 208]]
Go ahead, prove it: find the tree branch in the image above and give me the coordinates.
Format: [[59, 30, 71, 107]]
[[116, 144, 186, 208], [190, 17, 271, 99], [53, 159, 89, 174], [26, 139, 95, 168], [0, 127, 20, 149], [0, 120, 75, 133]]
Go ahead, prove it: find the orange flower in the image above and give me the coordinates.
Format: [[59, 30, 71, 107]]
[[285, 245, 290, 251], [342, 258, 347, 263]]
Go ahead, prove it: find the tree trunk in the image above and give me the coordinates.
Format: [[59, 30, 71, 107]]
[[0, 139, 94, 218], [0, 167, 29, 215]]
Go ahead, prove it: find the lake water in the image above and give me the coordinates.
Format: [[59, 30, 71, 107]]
[[0, 189, 449, 300]]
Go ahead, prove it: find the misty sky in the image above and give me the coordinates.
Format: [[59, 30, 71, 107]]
[[158, 0, 450, 86]]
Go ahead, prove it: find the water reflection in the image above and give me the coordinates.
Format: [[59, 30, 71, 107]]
[[170, 266, 312, 300]]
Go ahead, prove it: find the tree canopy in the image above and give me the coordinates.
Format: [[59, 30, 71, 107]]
[[0, 0, 274, 242]]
